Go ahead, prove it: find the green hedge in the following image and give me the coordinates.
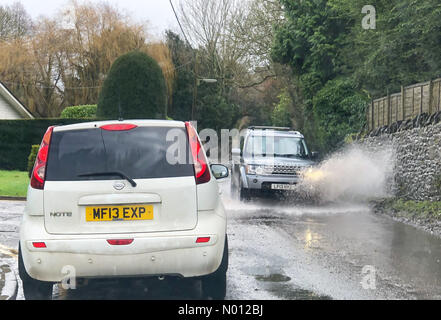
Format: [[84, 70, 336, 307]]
[[27, 144, 39, 177], [60, 105, 97, 119], [0, 119, 94, 171]]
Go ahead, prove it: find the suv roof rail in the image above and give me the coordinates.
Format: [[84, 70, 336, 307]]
[[248, 126, 292, 131]]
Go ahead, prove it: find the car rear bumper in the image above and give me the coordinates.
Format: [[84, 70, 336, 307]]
[[20, 211, 226, 282], [245, 174, 299, 190]]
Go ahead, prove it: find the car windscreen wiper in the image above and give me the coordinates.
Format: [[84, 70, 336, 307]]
[[77, 171, 137, 187], [274, 154, 299, 158]]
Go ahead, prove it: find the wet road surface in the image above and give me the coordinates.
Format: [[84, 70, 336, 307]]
[[1, 191, 441, 300], [225, 198, 441, 299]]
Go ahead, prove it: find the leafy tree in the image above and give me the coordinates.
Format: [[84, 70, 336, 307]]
[[272, 89, 292, 127], [197, 94, 239, 132], [165, 30, 241, 130], [195, 84, 240, 132], [272, 0, 349, 92], [165, 31, 194, 121], [271, 0, 354, 152], [60, 105, 97, 119], [97, 51, 167, 119], [313, 78, 369, 151], [341, 0, 441, 97]]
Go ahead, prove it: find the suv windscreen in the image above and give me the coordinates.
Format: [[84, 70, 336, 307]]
[[46, 126, 194, 181], [244, 134, 310, 159]]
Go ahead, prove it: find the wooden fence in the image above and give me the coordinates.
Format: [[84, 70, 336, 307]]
[[367, 78, 441, 131]]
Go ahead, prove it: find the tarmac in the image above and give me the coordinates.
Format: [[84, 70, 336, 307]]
[[0, 260, 17, 300], [0, 199, 23, 300]]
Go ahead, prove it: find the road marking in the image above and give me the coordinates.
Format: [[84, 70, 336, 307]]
[[0, 244, 17, 259]]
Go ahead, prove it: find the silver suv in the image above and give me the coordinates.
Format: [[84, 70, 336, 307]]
[[231, 126, 317, 200]]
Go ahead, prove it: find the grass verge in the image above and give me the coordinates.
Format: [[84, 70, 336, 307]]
[[0, 170, 29, 197], [390, 199, 441, 219], [371, 198, 441, 236], [372, 198, 441, 220]]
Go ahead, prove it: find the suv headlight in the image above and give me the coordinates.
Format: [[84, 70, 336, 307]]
[[245, 164, 264, 175], [245, 164, 256, 175]]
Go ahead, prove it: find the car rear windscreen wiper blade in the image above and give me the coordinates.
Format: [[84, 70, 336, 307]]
[[77, 171, 137, 187]]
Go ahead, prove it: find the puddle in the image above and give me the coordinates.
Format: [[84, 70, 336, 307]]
[[255, 273, 331, 300], [255, 273, 291, 282], [272, 285, 332, 300]]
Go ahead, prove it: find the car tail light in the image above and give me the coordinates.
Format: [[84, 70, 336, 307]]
[[30, 126, 55, 190], [32, 242, 47, 248], [107, 239, 134, 246], [185, 122, 211, 185], [196, 237, 211, 243], [100, 124, 137, 131]]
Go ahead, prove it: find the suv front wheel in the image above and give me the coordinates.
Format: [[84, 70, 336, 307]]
[[239, 179, 250, 201], [18, 245, 53, 300]]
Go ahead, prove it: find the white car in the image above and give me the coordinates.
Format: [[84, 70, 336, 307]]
[[19, 120, 229, 300]]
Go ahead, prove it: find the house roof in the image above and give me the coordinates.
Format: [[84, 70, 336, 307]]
[[0, 81, 34, 119]]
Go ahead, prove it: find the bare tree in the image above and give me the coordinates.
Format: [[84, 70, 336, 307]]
[[177, 0, 304, 128], [177, 0, 244, 89], [31, 18, 65, 116], [0, 2, 32, 40], [176, 0, 285, 89], [227, 0, 285, 88], [0, 1, 175, 117]]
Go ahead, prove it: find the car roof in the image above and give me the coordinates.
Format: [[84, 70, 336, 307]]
[[247, 129, 304, 138], [53, 119, 186, 132]]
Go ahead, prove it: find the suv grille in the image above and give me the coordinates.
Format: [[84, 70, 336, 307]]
[[272, 165, 302, 176], [260, 165, 302, 176]]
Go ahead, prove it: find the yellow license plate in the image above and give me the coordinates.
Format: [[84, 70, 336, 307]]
[[85, 205, 154, 222]]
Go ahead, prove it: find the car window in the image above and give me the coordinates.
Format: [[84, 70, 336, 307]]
[[46, 126, 194, 181], [244, 134, 309, 158]]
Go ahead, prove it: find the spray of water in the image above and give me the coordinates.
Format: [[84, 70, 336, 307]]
[[219, 144, 395, 220], [298, 145, 395, 203]]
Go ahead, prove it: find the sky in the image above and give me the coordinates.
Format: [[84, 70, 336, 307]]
[[1, 0, 180, 38]]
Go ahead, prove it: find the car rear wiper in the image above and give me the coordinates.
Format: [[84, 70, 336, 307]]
[[77, 171, 137, 187]]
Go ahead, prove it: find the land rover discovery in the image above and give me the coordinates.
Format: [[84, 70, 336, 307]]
[[231, 126, 317, 200]]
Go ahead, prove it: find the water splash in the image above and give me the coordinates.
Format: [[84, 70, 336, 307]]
[[218, 144, 395, 219], [298, 145, 395, 203]]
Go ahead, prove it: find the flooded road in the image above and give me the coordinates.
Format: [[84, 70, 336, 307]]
[[1, 194, 441, 300], [225, 197, 441, 300]]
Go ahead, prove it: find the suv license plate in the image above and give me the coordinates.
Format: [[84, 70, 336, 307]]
[[271, 184, 296, 191], [86, 205, 154, 222]]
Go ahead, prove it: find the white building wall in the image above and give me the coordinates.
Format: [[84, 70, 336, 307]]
[[0, 93, 22, 119]]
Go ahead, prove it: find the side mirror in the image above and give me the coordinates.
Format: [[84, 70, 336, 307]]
[[211, 164, 229, 180], [311, 151, 320, 160]]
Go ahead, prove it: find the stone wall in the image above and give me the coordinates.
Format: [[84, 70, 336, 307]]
[[358, 122, 441, 201]]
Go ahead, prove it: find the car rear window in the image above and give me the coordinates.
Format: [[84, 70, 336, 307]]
[[46, 126, 194, 181]]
